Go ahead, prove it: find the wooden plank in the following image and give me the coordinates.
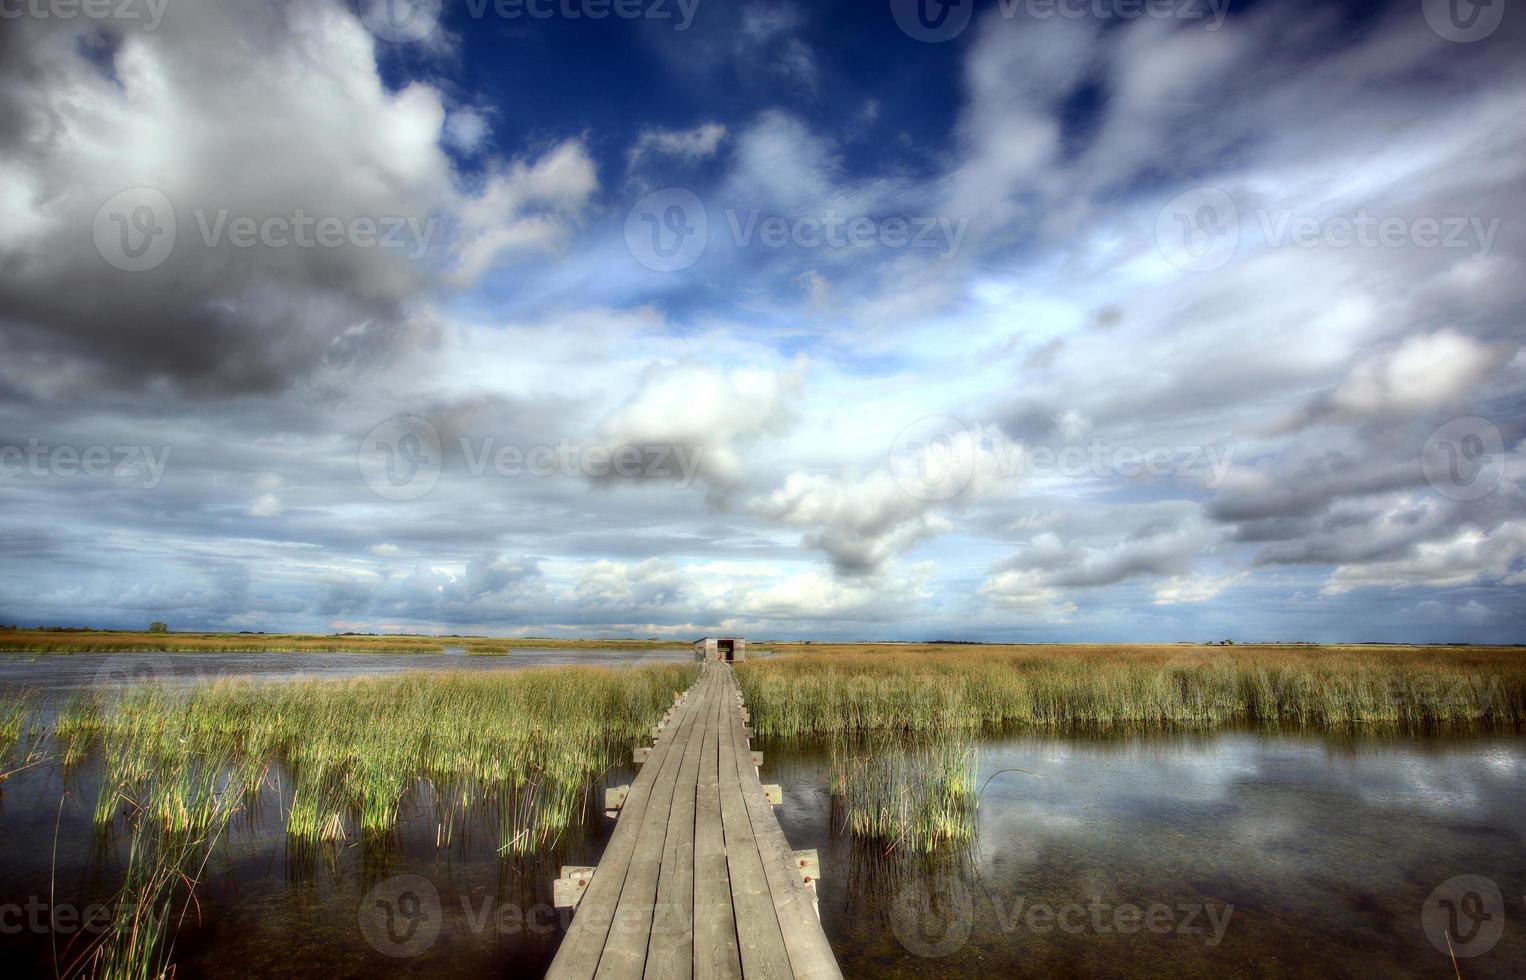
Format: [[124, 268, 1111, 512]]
[[550, 660, 842, 980], [645, 663, 710, 979], [718, 672, 792, 979], [546, 668, 709, 980], [693, 666, 742, 979], [719, 669, 843, 980], [595, 668, 710, 979]]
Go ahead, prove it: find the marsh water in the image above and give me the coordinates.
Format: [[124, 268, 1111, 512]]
[[0, 648, 693, 713], [1, 655, 1522, 978]]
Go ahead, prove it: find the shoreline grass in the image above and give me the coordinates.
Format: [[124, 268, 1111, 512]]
[[0, 628, 691, 654], [738, 644, 1526, 737]]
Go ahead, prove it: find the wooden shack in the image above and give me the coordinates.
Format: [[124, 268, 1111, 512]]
[[693, 636, 746, 662]]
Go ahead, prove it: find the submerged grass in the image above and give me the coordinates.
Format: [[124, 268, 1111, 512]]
[[738, 644, 1526, 737], [1, 694, 44, 783], [27, 661, 695, 979], [81, 663, 697, 854]]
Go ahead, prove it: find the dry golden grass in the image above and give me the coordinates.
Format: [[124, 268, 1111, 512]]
[[737, 643, 1526, 735], [0, 628, 682, 654]]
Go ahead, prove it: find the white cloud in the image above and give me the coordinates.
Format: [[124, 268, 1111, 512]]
[[976, 570, 1078, 621], [750, 471, 954, 573], [1286, 330, 1516, 428], [597, 356, 807, 488], [450, 139, 599, 284], [1153, 573, 1245, 605], [1323, 521, 1526, 594], [443, 107, 492, 154], [626, 122, 727, 168]]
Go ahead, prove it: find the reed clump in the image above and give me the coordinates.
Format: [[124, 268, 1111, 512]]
[[0, 694, 43, 783], [84, 663, 696, 854], [830, 735, 977, 853], [737, 644, 1526, 737]]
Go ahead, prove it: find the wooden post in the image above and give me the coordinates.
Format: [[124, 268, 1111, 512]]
[[792, 849, 820, 884], [554, 867, 596, 910]]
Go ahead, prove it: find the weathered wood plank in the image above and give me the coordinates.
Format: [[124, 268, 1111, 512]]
[[595, 668, 710, 979], [547, 668, 709, 980], [644, 664, 709, 979], [719, 669, 843, 980], [693, 666, 742, 979], [550, 661, 841, 980], [718, 673, 792, 979]]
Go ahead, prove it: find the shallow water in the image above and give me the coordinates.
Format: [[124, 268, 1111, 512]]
[[1, 721, 1521, 977], [772, 733, 1526, 979]]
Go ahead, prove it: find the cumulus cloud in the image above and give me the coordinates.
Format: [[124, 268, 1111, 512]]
[[573, 559, 690, 610], [976, 570, 1078, 622], [449, 139, 599, 284], [750, 424, 1023, 573], [626, 123, 727, 169], [749, 471, 954, 574], [1153, 573, 1245, 605], [1322, 522, 1526, 594], [0, 0, 596, 396], [994, 520, 1219, 589], [1282, 330, 1516, 430], [596, 357, 807, 489]]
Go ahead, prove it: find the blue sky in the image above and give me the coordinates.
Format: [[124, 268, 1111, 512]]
[[0, 0, 1522, 642]]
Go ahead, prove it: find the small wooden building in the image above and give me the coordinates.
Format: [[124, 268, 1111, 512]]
[[693, 636, 746, 662]]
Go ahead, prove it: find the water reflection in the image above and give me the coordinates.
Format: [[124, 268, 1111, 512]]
[[2, 725, 1522, 977], [771, 732, 1526, 979]]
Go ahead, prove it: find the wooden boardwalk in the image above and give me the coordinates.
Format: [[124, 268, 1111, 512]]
[[547, 661, 841, 980]]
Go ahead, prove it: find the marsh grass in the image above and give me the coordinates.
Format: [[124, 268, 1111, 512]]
[[59, 794, 238, 980], [80, 663, 696, 855], [738, 644, 1526, 737], [743, 644, 1524, 852], [28, 662, 694, 979], [0, 629, 685, 654], [1, 694, 44, 783], [830, 735, 977, 853]]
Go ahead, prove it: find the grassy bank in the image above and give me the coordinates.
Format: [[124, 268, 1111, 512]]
[[0, 629, 688, 654], [737, 644, 1526, 736]]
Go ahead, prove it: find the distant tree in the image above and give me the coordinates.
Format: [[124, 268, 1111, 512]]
[[147, 621, 169, 634]]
